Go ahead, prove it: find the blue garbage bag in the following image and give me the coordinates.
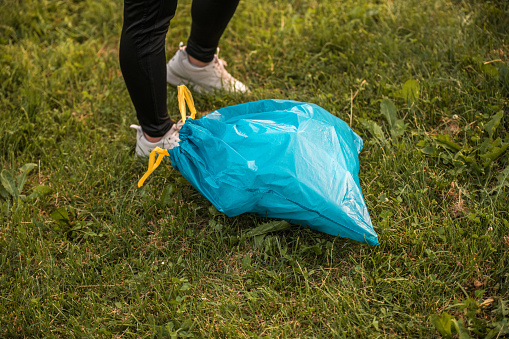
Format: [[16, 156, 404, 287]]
[[139, 89, 379, 245]]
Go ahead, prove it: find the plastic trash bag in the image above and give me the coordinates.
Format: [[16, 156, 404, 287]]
[[139, 86, 379, 245]]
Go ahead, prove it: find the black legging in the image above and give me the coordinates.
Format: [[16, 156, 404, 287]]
[[119, 0, 240, 137]]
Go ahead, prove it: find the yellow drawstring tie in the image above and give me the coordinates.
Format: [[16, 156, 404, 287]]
[[138, 85, 197, 187], [178, 84, 196, 124], [137, 147, 170, 187]]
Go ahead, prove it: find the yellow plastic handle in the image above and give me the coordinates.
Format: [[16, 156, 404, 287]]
[[137, 147, 170, 187], [178, 85, 197, 124]]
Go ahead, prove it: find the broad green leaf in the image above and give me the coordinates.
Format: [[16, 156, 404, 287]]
[[380, 99, 407, 139], [381, 98, 397, 127], [419, 145, 438, 156], [246, 220, 290, 237], [209, 219, 223, 231], [430, 312, 453, 338], [254, 234, 266, 249], [478, 137, 493, 154], [416, 140, 427, 148], [0, 187, 9, 200], [29, 185, 53, 199], [481, 63, 499, 79], [16, 173, 28, 195], [486, 319, 509, 339], [208, 205, 222, 216], [434, 135, 463, 152], [479, 143, 509, 162], [458, 153, 475, 164], [401, 79, 420, 104], [370, 122, 387, 144], [360, 119, 388, 145], [495, 299, 509, 316], [451, 318, 472, 339], [1, 169, 18, 200], [416, 140, 438, 156], [392, 119, 408, 139], [15, 163, 37, 195], [485, 111, 504, 139], [19, 163, 37, 173], [50, 207, 71, 227]]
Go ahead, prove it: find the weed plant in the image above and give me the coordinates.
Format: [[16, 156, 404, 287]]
[[0, 0, 508, 337]]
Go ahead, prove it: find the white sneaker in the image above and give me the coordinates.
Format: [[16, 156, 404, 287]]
[[167, 43, 249, 94], [130, 123, 180, 157]]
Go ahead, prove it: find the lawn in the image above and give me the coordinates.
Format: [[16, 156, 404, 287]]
[[1, 0, 508, 337]]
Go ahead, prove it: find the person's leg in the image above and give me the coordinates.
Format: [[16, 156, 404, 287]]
[[119, 0, 177, 138], [165, 0, 248, 93], [186, 0, 240, 63]]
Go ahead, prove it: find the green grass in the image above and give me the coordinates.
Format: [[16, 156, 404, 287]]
[[1, 0, 508, 337]]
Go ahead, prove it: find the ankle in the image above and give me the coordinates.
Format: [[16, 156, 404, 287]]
[[144, 133, 162, 143], [188, 55, 211, 68]]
